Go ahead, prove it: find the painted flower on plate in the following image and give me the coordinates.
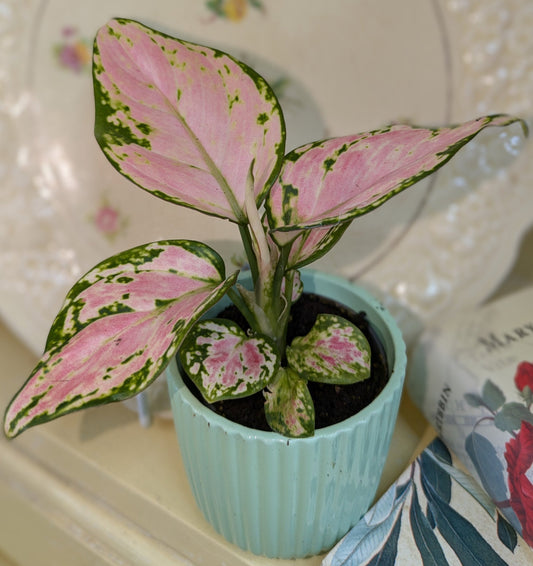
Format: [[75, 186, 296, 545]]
[[206, 0, 263, 21], [91, 198, 127, 241], [54, 27, 91, 73]]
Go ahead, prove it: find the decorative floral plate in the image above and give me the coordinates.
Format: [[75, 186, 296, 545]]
[[1, 0, 532, 356]]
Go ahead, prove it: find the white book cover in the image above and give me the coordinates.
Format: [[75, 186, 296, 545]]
[[408, 287, 533, 547]]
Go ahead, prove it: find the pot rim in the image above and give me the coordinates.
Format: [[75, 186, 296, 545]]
[[167, 269, 406, 443]]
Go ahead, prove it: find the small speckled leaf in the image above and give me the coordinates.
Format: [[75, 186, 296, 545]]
[[179, 319, 279, 403], [267, 115, 525, 236], [3, 241, 237, 438], [286, 314, 371, 384], [264, 368, 315, 438], [93, 18, 285, 223]]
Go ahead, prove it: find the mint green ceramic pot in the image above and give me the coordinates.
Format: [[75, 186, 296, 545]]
[[166, 270, 406, 559]]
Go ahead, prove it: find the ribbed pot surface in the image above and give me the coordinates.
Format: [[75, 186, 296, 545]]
[[167, 270, 406, 558]]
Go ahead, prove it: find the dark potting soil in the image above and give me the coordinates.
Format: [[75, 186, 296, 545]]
[[181, 292, 390, 431]]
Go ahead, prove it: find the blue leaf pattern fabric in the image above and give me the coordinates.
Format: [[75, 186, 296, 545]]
[[323, 438, 528, 566]]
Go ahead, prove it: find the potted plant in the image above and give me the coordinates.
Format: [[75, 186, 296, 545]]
[[3, 17, 526, 559]]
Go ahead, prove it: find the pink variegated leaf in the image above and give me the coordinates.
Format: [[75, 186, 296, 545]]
[[283, 223, 351, 270], [264, 368, 315, 438], [286, 314, 371, 384], [267, 115, 526, 236], [93, 18, 285, 223], [179, 318, 279, 403], [4, 241, 237, 439]]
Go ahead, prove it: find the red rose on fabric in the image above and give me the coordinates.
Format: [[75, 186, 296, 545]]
[[514, 361, 533, 393], [504, 421, 533, 546]]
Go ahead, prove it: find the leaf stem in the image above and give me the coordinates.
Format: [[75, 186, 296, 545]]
[[238, 224, 259, 283], [244, 164, 272, 288], [272, 245, 292, 351], [227, 286, 257, 329]]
